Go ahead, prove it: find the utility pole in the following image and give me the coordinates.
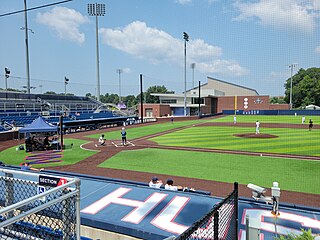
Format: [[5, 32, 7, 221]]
[[140, 74, 143, 124], [116, 69, 123, 102], [24, 0, 31, 95], [191, 63, 196, 88], [183, 32, 189, 116], [289, 63, 298, 110]]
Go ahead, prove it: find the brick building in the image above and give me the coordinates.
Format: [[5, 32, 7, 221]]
[[139, 77, 289, 117]]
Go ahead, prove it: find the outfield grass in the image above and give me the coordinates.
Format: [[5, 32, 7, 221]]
[[86, 120, 206, 140], [150, 126, 320, 156], [0, 139, 96, 167], [98, 148, 320, 194], [209, 114, 320, 124]]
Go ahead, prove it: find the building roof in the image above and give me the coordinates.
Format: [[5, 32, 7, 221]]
[[207, 77, 259, 95]]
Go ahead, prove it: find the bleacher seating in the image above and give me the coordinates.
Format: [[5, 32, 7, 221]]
[[70, 111, 115, 120], [0, 92, 100, 114], [0, 125, 6, 132], [0, 217, 93, 240], [0, 92, 126, 129]]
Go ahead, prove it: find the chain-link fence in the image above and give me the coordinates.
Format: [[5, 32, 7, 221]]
[[174, 182, 238, 240], [0, 169, 80, 240]]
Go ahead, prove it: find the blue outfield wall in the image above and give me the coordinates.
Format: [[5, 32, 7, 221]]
[[223, 109, 320, 116], [1, 168, 320, 240]]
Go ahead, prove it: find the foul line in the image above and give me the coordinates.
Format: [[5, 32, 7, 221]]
[[111, 141, 135, 148]]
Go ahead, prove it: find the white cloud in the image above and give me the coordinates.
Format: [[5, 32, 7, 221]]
[[100, 21, 248, 76], [233, 0, 319, 33], [314, 0, 320, 10], [316, 46, 320, 54], [123, 68, 131, 73], [176, 0, 219, 5], [198, 60, 249, 76], [175, 0, 192, 4], [37, 7, 89, 44]]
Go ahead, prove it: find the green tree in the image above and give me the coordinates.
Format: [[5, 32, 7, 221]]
[[275, 229, 315, 240], [100, 93, 119, 105], [145, 85, 174, 103], [123, 95, 137, 108], [270, 96, 286, 104], [44, 91, 57, 95], [85, 93, 96, 99], [284, 68, 320, 108]]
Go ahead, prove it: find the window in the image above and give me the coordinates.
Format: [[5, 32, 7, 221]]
[[191, 98, 204, 104], [161, 99, 177, 104]]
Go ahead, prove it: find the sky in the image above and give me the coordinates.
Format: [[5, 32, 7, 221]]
[[0, 0, 319, 98]]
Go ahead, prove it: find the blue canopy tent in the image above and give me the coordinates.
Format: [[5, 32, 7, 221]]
[[19, 117, 59, 152], [19, 117, 58, 133]]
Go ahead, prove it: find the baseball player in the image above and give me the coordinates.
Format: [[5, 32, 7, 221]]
[[255, 120, 260, 134], [121, 127, 127, 145], [95, 134, 106, 147]]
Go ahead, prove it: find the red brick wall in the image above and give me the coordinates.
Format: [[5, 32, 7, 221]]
[[269, 104, 290, 110], [138, 104, 170, 117], [217, 96, 270, 112]]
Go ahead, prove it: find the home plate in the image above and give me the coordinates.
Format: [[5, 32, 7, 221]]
[[111, 141, 135, 147]]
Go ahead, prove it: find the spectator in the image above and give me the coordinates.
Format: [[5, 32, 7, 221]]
[[165, 179, 183, 191], [43, 136, 50, 150], [95, 134, 106, 147], [149, 176, 163, 188], [21, 162, 44, 172]]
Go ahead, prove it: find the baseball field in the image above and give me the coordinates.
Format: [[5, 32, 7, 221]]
[[1, 114, 319, 206]]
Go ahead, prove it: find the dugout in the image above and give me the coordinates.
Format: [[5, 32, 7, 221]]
[[62, 116, 137, 133]]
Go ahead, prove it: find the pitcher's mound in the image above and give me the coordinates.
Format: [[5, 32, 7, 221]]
[[233, 133, 278, 139]]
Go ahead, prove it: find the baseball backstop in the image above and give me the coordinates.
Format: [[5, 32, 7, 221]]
[[0, 168, 81, 240]]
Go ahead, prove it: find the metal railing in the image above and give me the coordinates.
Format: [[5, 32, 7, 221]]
[[0, 168, 81, 240], [174, 182, 238, 240]]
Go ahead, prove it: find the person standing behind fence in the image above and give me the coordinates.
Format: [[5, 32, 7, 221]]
[[21, 162, 44, 172], [255, 120, 260, 134], [121, 127, 127, 145]]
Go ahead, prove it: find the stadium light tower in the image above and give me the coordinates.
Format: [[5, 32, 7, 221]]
[[87, 3, 106, 102], [289, 63, 298, 110], [64, 76, 69, 96], [4, 67, 10, 99], [4, 67, 10, 91], [183, 32, 189, 116], [116, 69, 123, 102]]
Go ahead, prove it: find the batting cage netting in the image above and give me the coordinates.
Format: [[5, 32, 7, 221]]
[[174, 182, 238, 240], [0, 168, 81, 240]]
